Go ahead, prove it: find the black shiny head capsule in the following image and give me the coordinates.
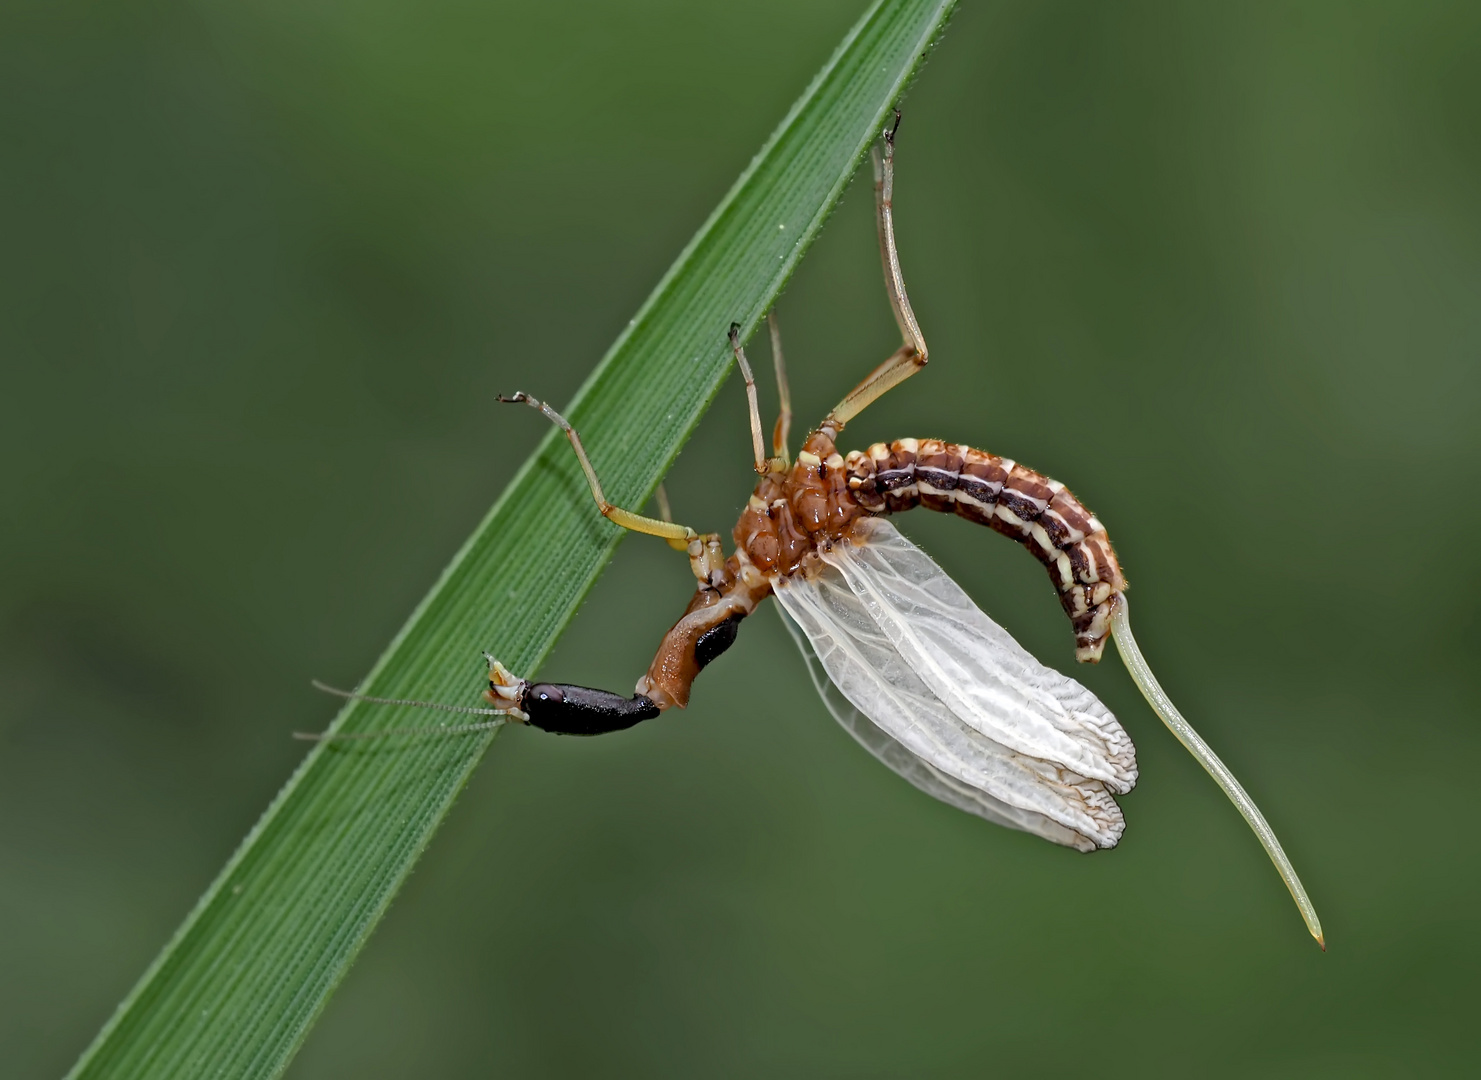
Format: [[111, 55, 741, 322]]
[[521, 683, 661, 736]]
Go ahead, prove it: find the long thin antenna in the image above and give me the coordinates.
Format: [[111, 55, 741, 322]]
[[295, 680, 512, 742], [1110, 600, 1325, 950]]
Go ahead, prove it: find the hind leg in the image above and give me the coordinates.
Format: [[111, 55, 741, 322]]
[[825, 112, 930, 432]]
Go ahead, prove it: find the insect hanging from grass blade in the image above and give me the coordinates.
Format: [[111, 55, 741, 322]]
[[303, 114, 1324, 950]]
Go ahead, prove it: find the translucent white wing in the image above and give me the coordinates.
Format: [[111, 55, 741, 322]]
[[825, 517, 1138, 794], [774, 533, 1129, 850], [776, 605, 1099, 851]]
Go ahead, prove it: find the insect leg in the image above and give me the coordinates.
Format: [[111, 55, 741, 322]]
[[498, 392, 696, 551], [651, 481, 728, 590], [768, 310, 792, 465], [826, 345, 924, 431], [825, 113, 929, 431], [727, 323, 770, 475], [875, 110, 927, 362]]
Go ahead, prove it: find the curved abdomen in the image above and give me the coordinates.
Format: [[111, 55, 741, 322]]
[[844, 439, 1124, 663]]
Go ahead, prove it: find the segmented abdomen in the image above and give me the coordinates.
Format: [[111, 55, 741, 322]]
[[843, 439, 1124, 663]]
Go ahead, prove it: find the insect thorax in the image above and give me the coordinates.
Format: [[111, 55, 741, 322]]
[[733, 430, 862, 578]]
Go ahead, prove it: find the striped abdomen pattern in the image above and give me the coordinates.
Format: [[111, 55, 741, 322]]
[[843, 439, 1125, 663]]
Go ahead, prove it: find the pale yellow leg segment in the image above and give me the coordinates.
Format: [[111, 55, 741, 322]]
[[825, 114, 929, 432], [827, 345, 927, 429], [498, 392, 697, 551], [652, 481, 726, 589], [727, 323, 770, 475], [768, 310, 792, 465], [687, 533, 728, 589], [1110, 599, 1326, 950]]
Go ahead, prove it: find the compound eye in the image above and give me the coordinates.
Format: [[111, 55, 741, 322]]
[[528, 684, 565, 705]]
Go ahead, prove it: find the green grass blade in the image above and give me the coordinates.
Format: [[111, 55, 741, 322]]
[[66, 2, 957, 1077]]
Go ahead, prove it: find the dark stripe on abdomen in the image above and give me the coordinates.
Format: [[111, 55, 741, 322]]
[[844, 438, 1125, 663]]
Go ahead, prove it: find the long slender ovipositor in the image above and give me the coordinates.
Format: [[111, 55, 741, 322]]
[[1109, 603, 1324, 948], [305, 112, 1323, 948]]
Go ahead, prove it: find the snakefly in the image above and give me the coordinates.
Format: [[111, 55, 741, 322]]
[[305, 115, 1324, 949]]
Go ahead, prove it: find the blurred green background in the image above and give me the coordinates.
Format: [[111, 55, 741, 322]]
[[3, 1, 1478, 1076]]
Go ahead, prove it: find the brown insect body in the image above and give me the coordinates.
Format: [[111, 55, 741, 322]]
[[844, 438, 1125, 663], [638, 429, 856, 709], [636, 426, 1127, 711], [305, 114, 1324, 950], [632, 553, 767, 710], [731, 430, 859, 576]]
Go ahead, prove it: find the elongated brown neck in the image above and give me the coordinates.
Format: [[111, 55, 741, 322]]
[[843, 438, 1125, 663], [633, 553, 771, 710]]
